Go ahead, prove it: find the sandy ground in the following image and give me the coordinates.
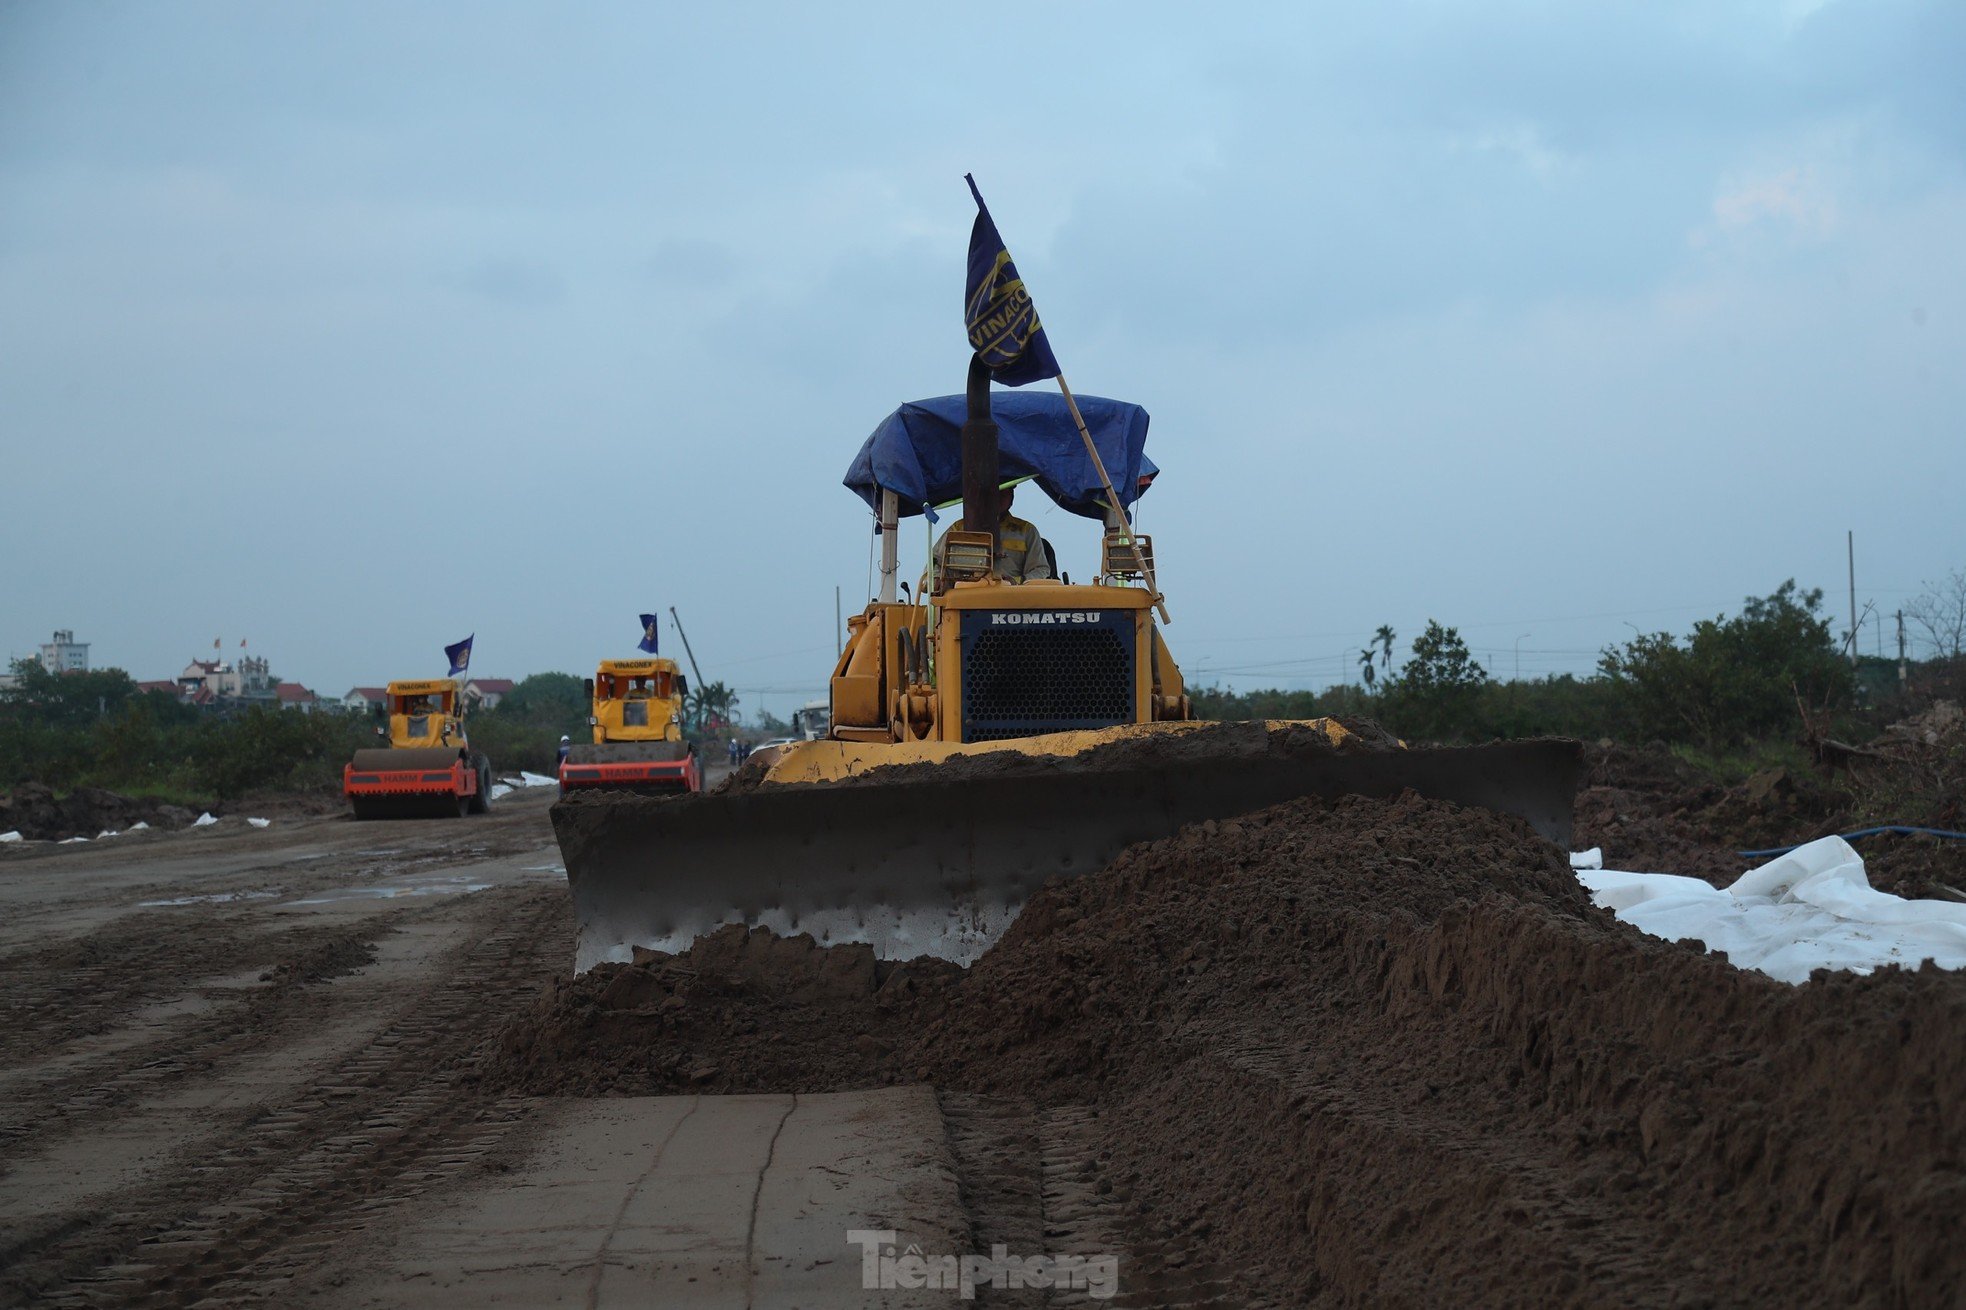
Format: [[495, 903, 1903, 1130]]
[[0, 776, 1142, 1309]]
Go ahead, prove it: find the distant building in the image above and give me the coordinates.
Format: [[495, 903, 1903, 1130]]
[[133, 680, 179, 697], [38, 630, 89, 675], [275, 681, 321, 712], [344, 686, 387, 715], [176, 653, 279, 706], [463, 677, 515, 710]]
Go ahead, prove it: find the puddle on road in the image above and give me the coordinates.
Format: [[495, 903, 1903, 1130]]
[[283, 875, 495, 906], [140, 891, 283, 907]]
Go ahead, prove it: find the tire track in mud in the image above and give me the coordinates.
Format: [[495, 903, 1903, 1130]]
[[0, 916, 412, 1160], [0, 830, 553, 1072], [3, 884, 571, 1308], [939, 1092, 1247, 1308], [0, 920, 367, 1076]]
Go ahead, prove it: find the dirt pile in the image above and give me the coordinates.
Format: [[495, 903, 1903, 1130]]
[[0, 782, 202, 842], [500, 791, 1966, 1305], [494, 923, 961, 1095], [1575, 717, 1966, 895]]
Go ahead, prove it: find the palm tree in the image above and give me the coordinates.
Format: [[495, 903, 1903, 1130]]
[[1373, 625, 1398, 675], [683, 680, 740, 737]]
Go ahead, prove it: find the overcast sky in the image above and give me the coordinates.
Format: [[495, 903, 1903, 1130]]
[[3, 1, 1961, 716]]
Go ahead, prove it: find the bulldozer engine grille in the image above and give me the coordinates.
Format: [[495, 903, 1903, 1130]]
[[958, 610, 1136, 742]]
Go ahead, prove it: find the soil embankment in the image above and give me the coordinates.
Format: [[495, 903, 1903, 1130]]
[[498, 789, 1966, 1306]]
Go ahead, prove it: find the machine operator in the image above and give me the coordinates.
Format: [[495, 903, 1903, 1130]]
[[929, 483, 1053, 585]]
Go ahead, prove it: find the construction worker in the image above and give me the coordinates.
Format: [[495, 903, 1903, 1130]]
[[930, 484, 1053, 585], [556, 735, 573, 770]]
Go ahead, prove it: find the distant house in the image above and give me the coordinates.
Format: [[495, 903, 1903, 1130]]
[[275, 682, 320, 712], [344, 686, 387, 716], [133, 680, 179, 697], [463, 678, 515, 711]]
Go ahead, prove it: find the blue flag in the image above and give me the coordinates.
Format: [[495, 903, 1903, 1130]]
[[964, 175, 1060, 387], [638, 613, 660, 655], [445, 634, 473, 677]]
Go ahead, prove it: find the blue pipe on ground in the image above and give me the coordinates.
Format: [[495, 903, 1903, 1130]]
[[1738, 825, 1966, 860]]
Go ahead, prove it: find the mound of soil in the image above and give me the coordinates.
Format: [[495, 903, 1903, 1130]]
[[1575, 727, 1966, 897], [497, 790, 1966, 1305], [0, 782, 203, 842], [494, 924, 962, 1096]]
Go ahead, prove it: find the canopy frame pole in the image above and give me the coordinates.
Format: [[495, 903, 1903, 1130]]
[[1054, 374, 1169, 623], [878, 489, 899, 603]]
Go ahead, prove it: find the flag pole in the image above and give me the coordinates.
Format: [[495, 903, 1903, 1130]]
[[1053, 374, 1169, 623]]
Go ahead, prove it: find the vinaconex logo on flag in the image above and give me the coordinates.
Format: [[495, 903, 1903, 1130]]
[[638, 613, 660, 655], [445, 635, 473, 677], [963, 174, 1060, 388]]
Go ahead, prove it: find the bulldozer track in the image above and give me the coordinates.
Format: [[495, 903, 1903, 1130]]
[[3, 885, 568, 1308], [937, 1092, 1250, 1308], [0, 909, 444, 1162]]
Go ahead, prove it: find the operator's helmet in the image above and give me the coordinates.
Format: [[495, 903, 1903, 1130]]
[[560, 734, 570, 743]]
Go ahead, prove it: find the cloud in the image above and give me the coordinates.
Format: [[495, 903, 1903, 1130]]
[[1711, 166, 1840, 238]]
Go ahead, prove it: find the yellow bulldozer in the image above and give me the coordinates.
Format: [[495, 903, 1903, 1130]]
[[344, 678, 492, 819], [558, 658, 702, 796], [553, 365, 1579, 971]]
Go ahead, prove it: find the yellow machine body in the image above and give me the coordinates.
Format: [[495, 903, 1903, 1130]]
[[590, 658, 686, 745]]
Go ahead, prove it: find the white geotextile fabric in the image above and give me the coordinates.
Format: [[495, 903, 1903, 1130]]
[[491, 771, 559, 802], [1578, 836, 1966, 985]]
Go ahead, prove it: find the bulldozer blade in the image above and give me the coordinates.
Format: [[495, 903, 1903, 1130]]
[[553, 736, 1581, 971]]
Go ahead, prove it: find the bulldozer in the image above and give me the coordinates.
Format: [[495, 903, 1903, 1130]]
[[558, 658, 702, 796], [553, 362, 1580, 971], [343, 678, 492, 819]]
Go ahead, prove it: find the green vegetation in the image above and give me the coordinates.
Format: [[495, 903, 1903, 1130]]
[[682, 680, 740, 737], [1197, 582, 1880, 751], [464, 672, 589, 774], [0, 660, 372, 802]]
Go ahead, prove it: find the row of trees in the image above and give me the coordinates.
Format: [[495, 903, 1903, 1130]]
[[0, 660, 376, 800], [0, 661, 753, 798], [1196, 581, 1934, 749]]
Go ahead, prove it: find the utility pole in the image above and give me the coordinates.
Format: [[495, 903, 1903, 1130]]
[[1847, 530, 1859, 669], [1898, 609, 1908, 691]]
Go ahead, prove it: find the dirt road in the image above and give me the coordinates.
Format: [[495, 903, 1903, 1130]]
[[0, 786, 1144, 1309], [0, 789, 576, 1306]]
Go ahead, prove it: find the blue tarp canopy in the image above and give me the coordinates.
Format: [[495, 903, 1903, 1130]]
[[843, 392, 1155, 521]]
